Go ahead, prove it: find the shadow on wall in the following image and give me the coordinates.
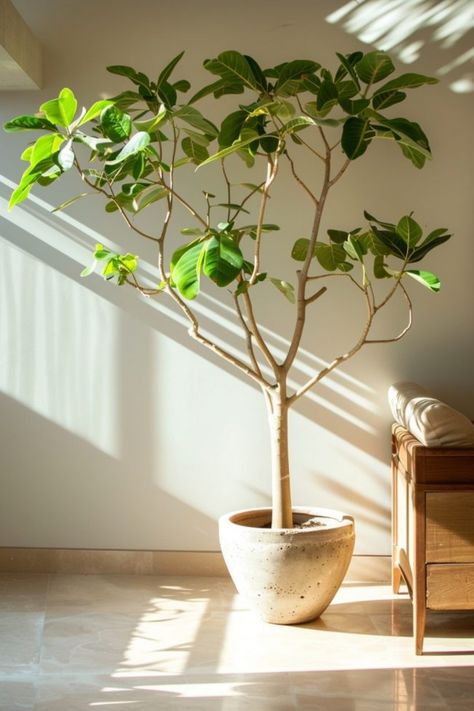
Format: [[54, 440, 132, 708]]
[[326, 0, 474, 93], [0, 389, 219, 549]]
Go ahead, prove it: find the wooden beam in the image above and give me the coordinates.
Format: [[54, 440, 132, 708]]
[[0, 0, 42, 89]]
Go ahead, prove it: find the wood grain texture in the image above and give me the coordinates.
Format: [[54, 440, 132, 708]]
[[427, 564, 474, 609], [426, 492, 474, 563]]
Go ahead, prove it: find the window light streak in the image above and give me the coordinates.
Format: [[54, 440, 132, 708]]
[[1, 176, 377, 434], [438, 47, 474, 74], [326, 0, 474, 91]]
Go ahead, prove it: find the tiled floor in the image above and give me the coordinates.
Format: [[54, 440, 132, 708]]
[[0, 574, 473, 709]]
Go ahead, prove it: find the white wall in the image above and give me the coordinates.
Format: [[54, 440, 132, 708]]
[[0, 0, 473, 553]]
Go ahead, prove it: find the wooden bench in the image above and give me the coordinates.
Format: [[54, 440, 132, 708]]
[[391, 423, 474, 654]]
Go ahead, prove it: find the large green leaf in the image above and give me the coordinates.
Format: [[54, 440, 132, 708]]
[[396, 215, 422, 246], [30, 133, 64, 165], [203, 235, 243, 286], [181, 136, 209, 164], [291, 237, 311, 261], [341, 117, 375, 159], [106, 131, 150, 164], [174, 106, 218, 137], [316, 77, 339, 113], [373, 73, 438, 95], [339, 97, 370, 115], [315, 243, 347, 271], [133, 184, 168, 212], [100, 105, 132, 142], [78, 100, 114, 126], [409, 228, 452, 263], [4, 115, 57, 132], [405, 269, 441, 292], [40, 88, 77, 127], [171, 240, 206, 299], [274, 60, 319, 97], [204, 51, 259, 91], [134, 105, 168, 133], [372, 90, 406, 111], [355, 51, 395, 84], [8, 156, 57, 209], [371, 226, 408, 259], [218, 110, 247, 147], [244, 54, 268, 91]]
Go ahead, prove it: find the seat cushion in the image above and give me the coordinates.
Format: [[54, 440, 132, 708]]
[[388, 381, 474, 448]]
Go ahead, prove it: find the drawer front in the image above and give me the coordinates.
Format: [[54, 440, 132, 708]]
[[426, 492, 474, 563], [427, 564, 474, 610]]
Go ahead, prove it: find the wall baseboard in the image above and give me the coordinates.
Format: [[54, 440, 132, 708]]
[[0, 547, 391, 582]]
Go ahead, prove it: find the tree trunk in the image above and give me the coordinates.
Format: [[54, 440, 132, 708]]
[[268, 387, 293, 528]]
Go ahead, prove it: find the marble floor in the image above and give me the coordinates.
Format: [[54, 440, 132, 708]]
[[0, 573, 473, 710]]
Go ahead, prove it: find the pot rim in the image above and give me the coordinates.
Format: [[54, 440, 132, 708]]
[[219, 505, 354, 536]]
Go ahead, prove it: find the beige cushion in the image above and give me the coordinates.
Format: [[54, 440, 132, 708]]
[[388, 381, 474, 448]]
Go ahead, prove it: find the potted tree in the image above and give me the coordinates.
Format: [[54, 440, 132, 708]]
[[4, 49, 450, 624]]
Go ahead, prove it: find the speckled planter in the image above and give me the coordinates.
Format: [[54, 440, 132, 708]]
[[219, 506, 355, 624]]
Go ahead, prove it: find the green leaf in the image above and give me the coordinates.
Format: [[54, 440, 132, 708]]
[[373, 72, 438, 95], [78, 100, 114, 126], [8, 155, 58, 209], [189, 78, 243, 104], [100, 105, 132, 142], [282, 116, 315, 133], [373, 255, 391, 279], [133, 184, 168, 211], [341, 117, 375, 159], [339, 98, 370, 115], [134, 104, 167, 133], [196, 131, 277, 168], [181, 227, 205, 236], [335, 51, 363, 86], [30, 133, 64, 165], [317, 78, 338, 113], [203, 235, 244, 286], [106, 131, 150, 164], [107, 65, 150, 90], [173, 79, 191, 93], [291, 237, 310, 261], [274, 60, 319, 97], [174, 106, 218, 137], [371, 227, 408, 259], [327, 229, 348, 244], [343, 235, 364, 262], [244, 54, 268, 91], [171, 240, 206, 299], [181, 128, 210, 147], [181, 136, 209, 164], [4, 115, 57, 132], [355, 51, 395, 84], [218, 110, 247, 147], [410, 228, 452, 263], [315, 243, 347, 271], [396, 215, 423, 246], [40, 88, 77, 127], [405, 269, 441, 292], [270, 278, 295, 303], [204, 50, 259, 91], [372, 90, 406, 111], [157, 51, 185, 89]]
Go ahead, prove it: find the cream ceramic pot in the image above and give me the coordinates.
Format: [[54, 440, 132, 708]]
[[219, 506, 355, 624]]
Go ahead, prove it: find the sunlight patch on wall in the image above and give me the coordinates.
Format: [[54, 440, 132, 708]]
[[0, 234, 120, 458], [326, 0, 474, 93]]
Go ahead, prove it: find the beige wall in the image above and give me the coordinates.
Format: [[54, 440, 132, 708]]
[[0, 0, 473, 553]]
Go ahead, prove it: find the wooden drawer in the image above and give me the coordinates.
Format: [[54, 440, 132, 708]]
[[426, 492, 474, 562], [427, 564, 474, 610]]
